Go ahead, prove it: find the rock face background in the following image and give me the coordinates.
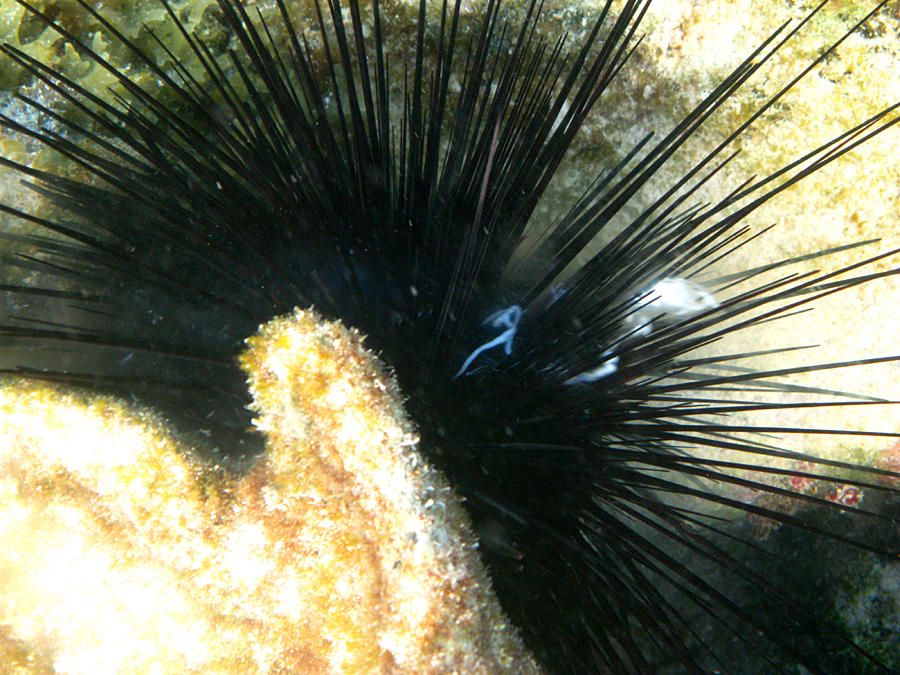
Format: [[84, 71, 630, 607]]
[[574, 0, 900, 463], [0, 0, 898, 672]]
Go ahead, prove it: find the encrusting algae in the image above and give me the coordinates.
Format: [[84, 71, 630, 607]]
[[0, 308, 540, 674]]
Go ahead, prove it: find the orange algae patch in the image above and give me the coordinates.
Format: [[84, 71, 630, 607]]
[[0, 308, 538, 674]]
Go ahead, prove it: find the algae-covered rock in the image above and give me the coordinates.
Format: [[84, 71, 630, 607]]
[[566, 1, 900, 464]]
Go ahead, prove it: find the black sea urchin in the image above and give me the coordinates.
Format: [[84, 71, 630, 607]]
[[1, 0, 899, 671]]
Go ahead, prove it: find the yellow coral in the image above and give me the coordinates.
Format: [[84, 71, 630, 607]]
[[0, 308, 539, 674]]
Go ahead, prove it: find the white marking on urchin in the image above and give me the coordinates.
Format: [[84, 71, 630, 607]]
[[566, 278, 717, 385], [564, 356, 621, 385], [635, 277, 719, 322], [454, 305, 522, 378]]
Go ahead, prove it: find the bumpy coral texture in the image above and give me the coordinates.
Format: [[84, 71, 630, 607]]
[[0, 308, 538, 674]]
